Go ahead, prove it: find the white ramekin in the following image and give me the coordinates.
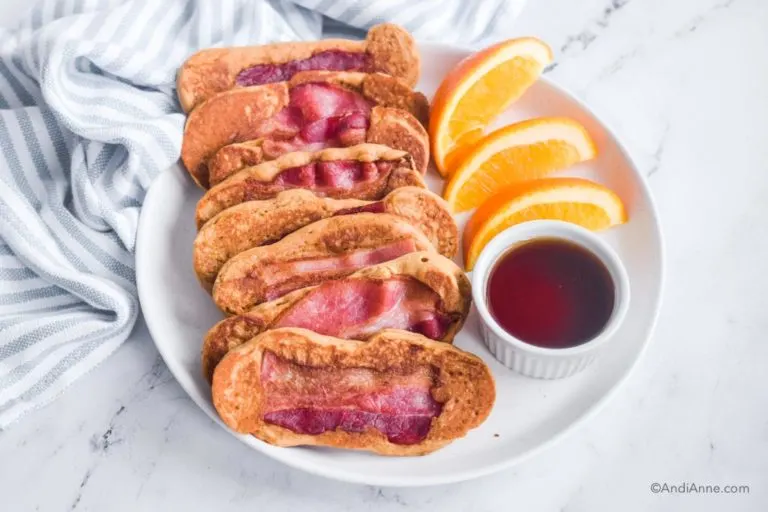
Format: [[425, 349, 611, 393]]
[[471, 220, 630, 379]]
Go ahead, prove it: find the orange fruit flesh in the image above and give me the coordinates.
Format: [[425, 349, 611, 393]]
[[430, 38, 553, 176], [465, 203, 615, 266], [443, 129, 483, 172], [445, 55, 543, 141], [463, 178, 627, 270], [448, 139, 583, 212]]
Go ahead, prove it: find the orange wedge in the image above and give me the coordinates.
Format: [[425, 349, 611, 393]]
[[463, 178, 627, 271], [430, 37, 553, 177], [443, 117, 597, 213]]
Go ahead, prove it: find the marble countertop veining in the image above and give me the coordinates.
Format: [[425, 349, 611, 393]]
[[2, 0, 768, 510]]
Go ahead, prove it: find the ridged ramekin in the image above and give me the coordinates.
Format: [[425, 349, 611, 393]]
[[471, 220, 630, 379]]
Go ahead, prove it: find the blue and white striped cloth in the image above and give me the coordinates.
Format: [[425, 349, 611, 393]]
[[0, 0, 525, 427]]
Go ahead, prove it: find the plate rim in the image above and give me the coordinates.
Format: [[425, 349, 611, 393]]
[[136, 42, 665, 487]]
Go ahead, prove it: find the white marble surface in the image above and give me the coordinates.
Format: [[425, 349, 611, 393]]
[[2, 0, 767, 510]]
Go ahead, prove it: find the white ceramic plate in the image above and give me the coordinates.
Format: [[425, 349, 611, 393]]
[[136, 43, 664, 487]]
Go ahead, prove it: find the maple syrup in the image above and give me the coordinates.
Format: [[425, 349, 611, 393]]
[[487, 238, 615, 349]]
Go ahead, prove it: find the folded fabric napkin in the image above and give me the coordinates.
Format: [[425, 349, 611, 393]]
[[0, 0, 525, 428]]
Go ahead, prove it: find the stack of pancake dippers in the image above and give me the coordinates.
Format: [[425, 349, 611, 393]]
[[179, 24, 496, 456]]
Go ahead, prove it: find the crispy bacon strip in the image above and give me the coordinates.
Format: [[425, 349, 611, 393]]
[[261, 351, 441, 445]]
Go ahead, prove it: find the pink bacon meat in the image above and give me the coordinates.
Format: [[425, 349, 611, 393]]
[[332, 201, 386, 216], [241, 160, 392, 199], [211, 82, 375, 185], [274, 277, 455, 340], [261, 238, 417, 301], [236, 50, 372, 86], [255, 83, 371, 154], [261, 351, 441, 445]]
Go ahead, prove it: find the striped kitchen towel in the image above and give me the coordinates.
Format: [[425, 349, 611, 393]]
[[0, 0, 525, 428]]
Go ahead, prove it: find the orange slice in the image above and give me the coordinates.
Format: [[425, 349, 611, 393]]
[[463, 178, 627, 271], [443, 117, 597, 213], [430, 38, 553, 177]]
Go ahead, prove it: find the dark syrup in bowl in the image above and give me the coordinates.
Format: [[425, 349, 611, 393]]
[[487, 238, 615, 349]]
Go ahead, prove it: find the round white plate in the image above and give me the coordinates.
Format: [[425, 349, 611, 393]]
[[136, 43, 664, 487]]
